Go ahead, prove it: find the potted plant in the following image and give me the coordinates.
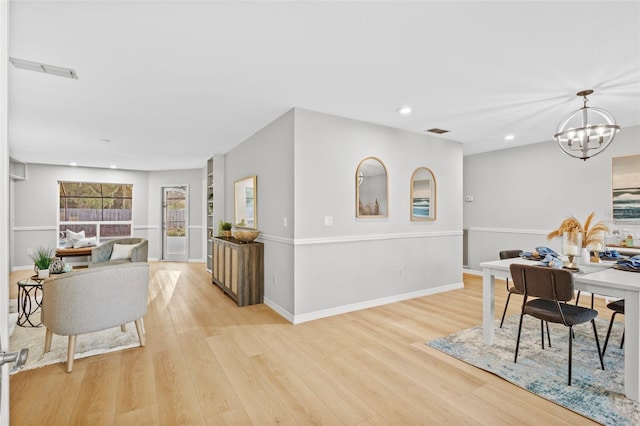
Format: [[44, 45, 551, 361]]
[[30, 246, 54, 278], [221, 221, 233, 238]]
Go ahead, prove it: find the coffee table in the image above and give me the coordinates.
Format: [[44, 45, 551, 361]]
[[17, 276, 45, 327]]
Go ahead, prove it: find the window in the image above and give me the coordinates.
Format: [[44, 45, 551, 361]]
[[58, 181, 133, 245]]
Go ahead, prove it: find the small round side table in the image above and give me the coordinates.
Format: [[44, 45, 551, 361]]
[[17, 276, 45, 327]]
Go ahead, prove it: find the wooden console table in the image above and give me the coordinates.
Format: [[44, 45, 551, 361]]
[[212, 237, 263, 307]]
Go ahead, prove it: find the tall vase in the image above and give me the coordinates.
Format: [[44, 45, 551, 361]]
[[580, 247, 591, 265]]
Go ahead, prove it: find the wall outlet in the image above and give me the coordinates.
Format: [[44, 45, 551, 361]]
[[27, 248, 33, 256], [273, 273, 277, 285], [323, 216, 334, 227], [397, 267, 403, 278]]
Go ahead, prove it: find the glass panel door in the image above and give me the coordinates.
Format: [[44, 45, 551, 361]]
[[162, 186, 188, 261]]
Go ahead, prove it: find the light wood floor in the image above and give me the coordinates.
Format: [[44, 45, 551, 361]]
[[9, 262, 607, 425]]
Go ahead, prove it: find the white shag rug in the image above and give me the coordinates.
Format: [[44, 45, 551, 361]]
[[8, 302, 141, 373]]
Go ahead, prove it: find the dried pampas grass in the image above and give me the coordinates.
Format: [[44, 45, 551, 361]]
[[547, 212, 609, 248]]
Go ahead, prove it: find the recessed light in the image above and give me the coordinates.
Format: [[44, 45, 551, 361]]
[[69, 162, 77, 167], [99, 139, 111, 143], [504, 134, 515, 141], [109, 165, 117, 169], [398, 106, 412, 115]]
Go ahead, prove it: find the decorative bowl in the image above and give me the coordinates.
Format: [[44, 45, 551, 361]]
[[233, 229, 260, 243]]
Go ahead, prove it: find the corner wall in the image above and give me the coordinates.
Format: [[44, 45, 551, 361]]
[[223, 109, 295, 316], [225, 108, 464, 322], [463, 126, 640, 271]]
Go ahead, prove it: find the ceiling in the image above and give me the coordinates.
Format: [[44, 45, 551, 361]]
[[8, 1, 640, 171]]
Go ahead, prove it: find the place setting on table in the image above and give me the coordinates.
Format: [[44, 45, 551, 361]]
[[517, 245, 639, 274]]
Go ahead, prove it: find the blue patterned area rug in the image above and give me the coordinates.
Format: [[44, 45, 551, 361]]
[[427, 315, 639, 426]]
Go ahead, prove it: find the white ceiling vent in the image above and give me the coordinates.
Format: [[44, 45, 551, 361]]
[[9, 57, 78, 79]]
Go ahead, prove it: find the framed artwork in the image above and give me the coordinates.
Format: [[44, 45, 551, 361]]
[[612, 154, 640, 222], [410, 167, 436, 221]]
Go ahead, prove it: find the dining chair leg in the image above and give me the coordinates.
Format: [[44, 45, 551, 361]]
[[603, 311, 618, 357], [591, 319, 605, 371], [500, 293, 512, 328], [568, 326, 573, 386], [621, 330, 625, 349], [546, 322, 551, 347], [540, 320, 545, 349], [514, 312, 525, 363]]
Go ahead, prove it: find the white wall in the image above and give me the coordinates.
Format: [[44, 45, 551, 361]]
[[11, 164, 203, 268], [463, 125, 640, 271], [292, 109, 463, 321], [223, 108, 464, 322]]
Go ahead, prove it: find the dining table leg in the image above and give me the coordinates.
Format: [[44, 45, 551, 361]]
[[483, 268, 495, 345]]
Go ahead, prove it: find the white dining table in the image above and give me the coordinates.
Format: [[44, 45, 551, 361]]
[[480, 257, 640, 401]]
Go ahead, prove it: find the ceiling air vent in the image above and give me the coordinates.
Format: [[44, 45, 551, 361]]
[[9, 57, 78, 79], [426, 128, 450, 134]]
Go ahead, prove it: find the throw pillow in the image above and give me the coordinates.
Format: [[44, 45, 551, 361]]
[[64, 229, 85, 248], [72, 236, 98, 248], [110, 243, 136, 260]]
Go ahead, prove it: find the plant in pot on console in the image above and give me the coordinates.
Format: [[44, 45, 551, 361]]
[[221, 221, 233, 238], [30, 246, 54, 278]]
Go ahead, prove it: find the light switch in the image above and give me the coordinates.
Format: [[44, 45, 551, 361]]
[[324, 216, 334, 227], [283, 217, 288, 227]]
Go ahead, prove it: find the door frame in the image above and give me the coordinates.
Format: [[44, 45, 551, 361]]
[[1, 1, 11, 424]]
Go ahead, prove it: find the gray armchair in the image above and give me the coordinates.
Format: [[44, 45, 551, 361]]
[[90, 238, 148, 267], [42, 263, 149, 372]]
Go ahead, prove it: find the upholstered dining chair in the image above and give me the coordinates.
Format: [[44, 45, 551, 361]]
[[510, 263, 604, 386], [602, 299, 625, 357], [499, 249, 523, 328]]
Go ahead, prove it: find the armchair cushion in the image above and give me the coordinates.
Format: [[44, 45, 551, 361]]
[[110, 243, 138, 260]]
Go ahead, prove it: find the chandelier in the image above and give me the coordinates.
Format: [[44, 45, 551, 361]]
[[553, 90, 620, 161]]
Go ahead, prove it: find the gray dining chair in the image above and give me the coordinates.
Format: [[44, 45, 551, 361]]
[[510, 263, 604, 386], [603, 299, 625, 357], [499, 249, 524, 328]]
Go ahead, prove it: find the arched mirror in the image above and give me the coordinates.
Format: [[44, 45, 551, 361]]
[[356, 157, 388, 218], [410, 167, 436, 221], [234, 175, 257, 229]]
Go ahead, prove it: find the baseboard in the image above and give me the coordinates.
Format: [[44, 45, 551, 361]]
[[291, 282, 464, 324], [263, 297, 294, 323]]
